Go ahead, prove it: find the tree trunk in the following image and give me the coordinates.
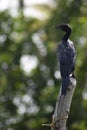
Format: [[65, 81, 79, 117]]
[[52, 77, 76, 130], [42, 76, 76, 130]]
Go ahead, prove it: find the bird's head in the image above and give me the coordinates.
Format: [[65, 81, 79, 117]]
[[54, 24, 71, 33]]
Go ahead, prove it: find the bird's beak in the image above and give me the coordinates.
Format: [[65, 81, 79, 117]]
[[54, 25, 61, 30]]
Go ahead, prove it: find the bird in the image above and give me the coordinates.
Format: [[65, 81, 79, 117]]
[[54, 24, 76, 95]]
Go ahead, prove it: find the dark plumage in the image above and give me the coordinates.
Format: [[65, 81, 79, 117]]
[[55, 24, 76, 95]]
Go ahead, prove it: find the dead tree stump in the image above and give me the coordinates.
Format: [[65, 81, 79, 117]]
[[52, 76, 76, 130], [42, 76, 76, 130]]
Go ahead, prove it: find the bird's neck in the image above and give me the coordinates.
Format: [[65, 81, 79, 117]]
[[62, 30, 71, 41]]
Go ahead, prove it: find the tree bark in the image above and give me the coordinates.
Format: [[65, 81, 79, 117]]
[[42, 76, 76, 130], [51, 76, 76, 130]]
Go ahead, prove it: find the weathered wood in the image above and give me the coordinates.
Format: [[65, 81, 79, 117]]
[[51, 77, 76, 130], [42, 77, 76, 130]]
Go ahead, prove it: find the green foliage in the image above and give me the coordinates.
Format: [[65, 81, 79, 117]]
[[0, 0, 87, 130], [71, 121, 87, 130]]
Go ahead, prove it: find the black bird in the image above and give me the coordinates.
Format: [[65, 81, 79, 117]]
[[55, 24, 76, 95]]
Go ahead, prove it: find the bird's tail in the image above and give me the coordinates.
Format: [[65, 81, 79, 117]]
[[61, 76, 70, 95]]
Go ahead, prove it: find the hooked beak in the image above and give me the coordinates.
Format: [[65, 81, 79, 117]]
[[54, 25, 61, 30]]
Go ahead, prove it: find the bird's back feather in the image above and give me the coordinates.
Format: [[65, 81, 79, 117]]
[[57, 40, 76, 95]]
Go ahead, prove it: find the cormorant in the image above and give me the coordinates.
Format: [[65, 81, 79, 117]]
[[55, 24, 76, 95]]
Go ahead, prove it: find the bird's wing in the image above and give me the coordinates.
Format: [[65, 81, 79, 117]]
[[57, 41, 76, 77]]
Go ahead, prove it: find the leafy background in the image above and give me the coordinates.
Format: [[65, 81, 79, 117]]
[[0, 0, 87, 130]]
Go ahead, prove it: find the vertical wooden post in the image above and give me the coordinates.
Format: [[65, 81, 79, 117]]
[[42, 77, 76, 130], [52, 77, 76, 130]]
